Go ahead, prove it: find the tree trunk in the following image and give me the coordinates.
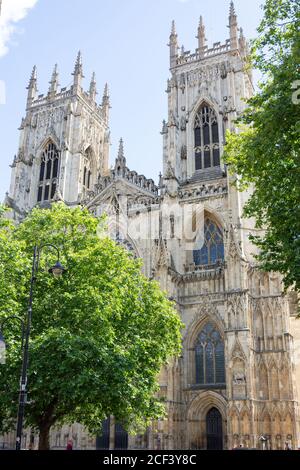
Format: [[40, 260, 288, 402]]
[[38, 424, 51, 450]]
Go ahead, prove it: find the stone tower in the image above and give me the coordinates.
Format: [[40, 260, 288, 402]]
[[4, 2, 300, 451], [7, 52, 110, 218], [152, 2, 300, 450]]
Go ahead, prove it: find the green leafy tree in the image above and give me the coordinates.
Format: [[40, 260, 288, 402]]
[[224, 0, 300, 294], [0, 203, 183, 449]]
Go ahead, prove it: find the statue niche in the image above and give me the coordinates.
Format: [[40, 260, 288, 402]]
[[232, 358, 246, 399]]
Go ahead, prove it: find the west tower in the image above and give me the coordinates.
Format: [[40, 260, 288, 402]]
[[7, 53, 110, 218]]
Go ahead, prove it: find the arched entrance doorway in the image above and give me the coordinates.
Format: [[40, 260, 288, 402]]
[[206, 407, 223, 450]]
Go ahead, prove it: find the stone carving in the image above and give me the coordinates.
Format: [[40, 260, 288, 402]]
[[233, 372, 246, 385], [180, 116, 187, 131]]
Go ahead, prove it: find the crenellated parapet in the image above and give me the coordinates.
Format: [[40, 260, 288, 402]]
[[25, 52, 109, 126]]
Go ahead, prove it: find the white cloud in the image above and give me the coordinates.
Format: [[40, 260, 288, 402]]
[[0, 0, 38, 57]]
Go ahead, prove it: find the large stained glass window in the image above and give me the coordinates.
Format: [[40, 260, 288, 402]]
[[193, 218, 224, 266], [194, 104, 220, 171], [195, 323, 225, 385], [37, 142, 60, 202]]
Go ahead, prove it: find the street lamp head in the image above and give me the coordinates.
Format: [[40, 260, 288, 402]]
[[48, 261, 66, 278]]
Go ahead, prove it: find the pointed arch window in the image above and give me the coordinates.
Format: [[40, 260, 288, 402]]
[[194, 104, 220, 171], [83, 147, 93, 190], [195, 322, 225, 386], [193, 217, 224, 266], [37, 142, 60, 202]]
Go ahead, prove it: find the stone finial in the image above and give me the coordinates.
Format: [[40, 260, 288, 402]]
[[102, 82, 110, 105], [197, 15, 206, 56], [115, 138, 126, 168], [48, 64, 59, 95], [26, 65, 37, 105], [118, 137, 124, 159], [168, 20, 179, 67], [228, 1, 238, 50], [73, 50, 83, 75], [72, 51, 84, 90], [89, 72, 97, 101], [27, 65, 37, 88], [171, 20, 176, 37], [102, 83, 110, 123], [229, 1, 236, 17]]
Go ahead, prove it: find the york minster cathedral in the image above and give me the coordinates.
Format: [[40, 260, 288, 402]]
[[4, 3, 300, 450]]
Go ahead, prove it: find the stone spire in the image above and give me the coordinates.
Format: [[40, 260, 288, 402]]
[[197, 16, 206, 57], [89, 72, 97, 101], [102, 83, 110, 123], [168, 20, 179, 68], [239, 27, 247, 56], [115, 138, 126, 168], [229, 1, 238, 50], [72, 51, 84, 92], [48, 64, 59, 96], [26, 66, 37, 106]]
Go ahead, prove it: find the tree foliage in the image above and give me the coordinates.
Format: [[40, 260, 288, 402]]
[[0, 203, 183, 449], [223, 0, 300, 293]]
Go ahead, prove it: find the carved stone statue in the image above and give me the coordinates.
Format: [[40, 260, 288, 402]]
[[233, 372, 246, 385]]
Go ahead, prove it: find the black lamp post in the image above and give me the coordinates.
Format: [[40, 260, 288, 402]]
[[0, 244, 66, 451]]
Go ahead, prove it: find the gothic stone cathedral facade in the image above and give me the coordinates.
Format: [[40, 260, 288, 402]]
[[5, 3, 300, 450]]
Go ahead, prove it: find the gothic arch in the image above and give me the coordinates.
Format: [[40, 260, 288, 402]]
[[36, 139, 61, 203], [257, 361, 269, 400], [229, 406, 240, 437], [184, 206, 228, 243], [187, 96, 223, 178], [183, 302, 225, 349], [269, 362, 280, 400], [36, 136, 61, 161], [272, 412, 282, 449], [240, 408, 251, 436], [183, 305, 225, 388], [279, 361, 290, 399], [186, 391, 227, 450], [187, 390, 227, 422], [82, 145, 97, 191], [116, 232, 141, 259], [254, 309, 263, 341], [189, 96, 220, 127], [261, 412, 272, 436]]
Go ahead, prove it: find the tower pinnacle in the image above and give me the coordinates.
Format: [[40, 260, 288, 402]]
[[48, 64, 59, 96], [196, 15, 206, 57], [72, 51, 84, 91], [102, 83, 110, 123], [168, 20, 179, 68], [230, 0, 236, 16], [26, 65, 37, 106], [89, 72, 97, 101], [228, 1, 238, 50], [115, 138, 126, 168]]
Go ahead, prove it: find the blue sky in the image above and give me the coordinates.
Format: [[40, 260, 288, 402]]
[[0, 0, 264, 201]]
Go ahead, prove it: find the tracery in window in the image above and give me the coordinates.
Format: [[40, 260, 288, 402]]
[[37, 142, 60, 202], [194, 104, 220, 171], [193, 217, 224, 266], [195, 322, 225, 385], [83, 148, 93, 190]]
